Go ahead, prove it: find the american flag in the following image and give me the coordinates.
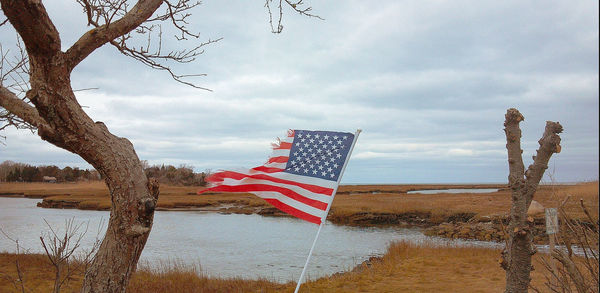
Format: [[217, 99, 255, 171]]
[[198, 129, 356, 224]]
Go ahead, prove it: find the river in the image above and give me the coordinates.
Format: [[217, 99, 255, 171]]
[[0, 197, 503, 282]]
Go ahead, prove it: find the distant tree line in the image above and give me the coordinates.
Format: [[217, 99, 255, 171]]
[[0, 160, 208, 186], [0, 160, 101, 182]]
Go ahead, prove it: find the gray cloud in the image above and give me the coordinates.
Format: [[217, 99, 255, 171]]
[[1, 0, 598, 183]]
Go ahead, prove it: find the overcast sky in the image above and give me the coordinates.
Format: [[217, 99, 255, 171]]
[[1, 0, 598, 184]]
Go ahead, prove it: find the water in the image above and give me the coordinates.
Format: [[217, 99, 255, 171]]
[[0, 197, 502, 282], [407, 188, 499, 194]]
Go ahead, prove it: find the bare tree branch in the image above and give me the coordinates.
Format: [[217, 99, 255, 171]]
[[523, 121, 563, 201], [107, 37, 220, 90], [0, 87, 45, 130], [68, 0, 221, 89], [66, 0, 164, 69], [0, 0, 61, 58], [265, 0, 322, 33], [0, 40, 35, 134], [39, 218, 103, 293]]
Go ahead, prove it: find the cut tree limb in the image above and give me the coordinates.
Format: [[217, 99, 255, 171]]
[[502, 108, 562, 293]]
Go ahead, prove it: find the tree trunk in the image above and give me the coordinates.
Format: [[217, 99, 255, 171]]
[[0, 2, 163, 292], [501, 108, 563, 293], [31, 77, 160, 292], [30, 70, 160, 292]]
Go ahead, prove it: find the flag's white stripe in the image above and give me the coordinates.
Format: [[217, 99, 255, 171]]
[[247, 169, 338, 189], [220, 177, 333, 203], [263, 162, 287, 169], [253, 191, 326, 218], [271, 148, 291, 157]]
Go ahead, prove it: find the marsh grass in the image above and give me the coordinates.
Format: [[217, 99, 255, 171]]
[[129, 259, 290, 293], [329, 181, 598, 224], [2, 181, 596, 222], [1, 241, 550, 293], [0, 253, 290, 292], [299, 240, 549, 293]]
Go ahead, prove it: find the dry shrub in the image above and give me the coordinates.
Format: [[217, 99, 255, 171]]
[[533, 197, 599, 293]]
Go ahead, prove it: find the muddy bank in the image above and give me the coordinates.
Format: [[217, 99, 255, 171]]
[[35, 197, 290, 217], [0, 192, 66, 199], [31, 197, 556, 244], [327, 211, 552, 244], [423, 218, 550, 244]]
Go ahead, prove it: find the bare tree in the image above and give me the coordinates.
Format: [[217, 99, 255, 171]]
[[500, 108, 563, 292], [0, 1, 315, 292], [40, 218, 102, 293]]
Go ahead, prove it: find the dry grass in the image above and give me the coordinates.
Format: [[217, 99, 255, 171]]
[[0, 252, 288, 293], [1, 241, 560, 293], [128, 262, 290, 293], [1, 181, 597, 222], [0, 253, 84, 293], [299, 241, 549, 293], [330, 182, 598, 222]]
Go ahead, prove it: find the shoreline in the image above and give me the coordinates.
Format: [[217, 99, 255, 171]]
[[1, 240, 553, 292], [1, 181, 597, 245]]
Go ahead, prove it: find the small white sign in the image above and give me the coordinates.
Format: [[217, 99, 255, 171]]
[[545, 208, 559, 235]]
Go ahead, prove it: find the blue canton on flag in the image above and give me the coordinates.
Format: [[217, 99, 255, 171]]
[[284, 130, 354, 182]]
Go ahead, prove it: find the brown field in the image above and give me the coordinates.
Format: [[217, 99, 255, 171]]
[[1, 241, 556, 293], [0, 181, 597, 223], [331, 181, 598, 224]]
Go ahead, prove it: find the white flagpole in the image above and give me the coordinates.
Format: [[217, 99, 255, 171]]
[[294, 129, 362, 293]]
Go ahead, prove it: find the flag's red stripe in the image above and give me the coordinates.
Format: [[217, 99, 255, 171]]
[[251, 166, 285, 173], [202, 171, 333, 195], [205, 184, 328, 210], [273, 142, 292, 150], [263, 198, 321, 225], [267, 156, 289, 164]]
